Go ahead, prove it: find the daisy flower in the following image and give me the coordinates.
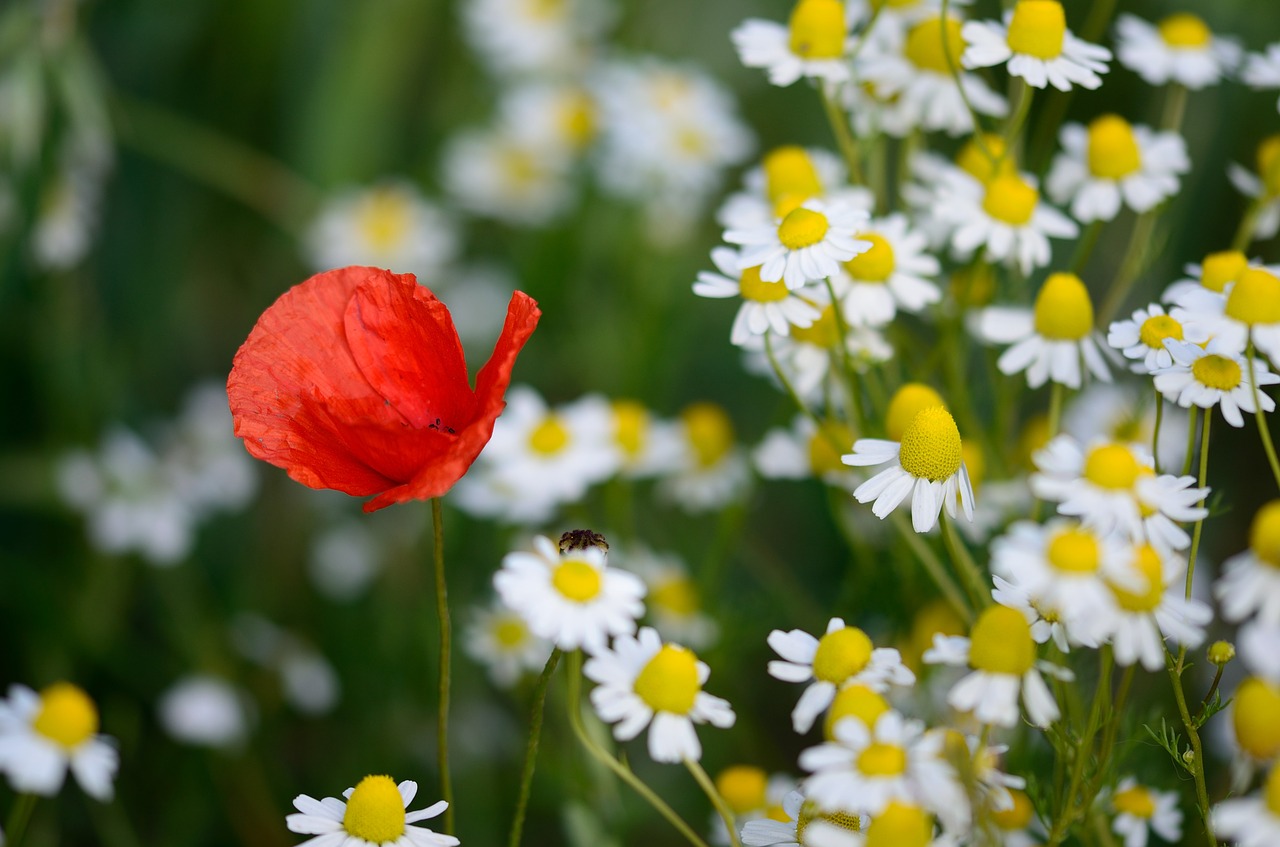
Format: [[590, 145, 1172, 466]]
[[621, 546, 719, 650], [1046, 115, 1189, 223], [726, 199, 872, 289], [1215, 500, 1280, 624], [719, 146, 870, 232], [768, 618, 915, 734], [992, 789, 1044, 847], [1061, 383, 1191, 474], [938, 173, 1078, 274], [712, 767, 794, 845], [1228, 134, 1280, 242], [658, 402, 752, 513], [978, 273, 1109, 389], [583, 626, 735, 763], [694, 246, 822, 346], [1154, 339, 1280, 428], [1114, 13, 1239, 90], [1213, 765, 1280, 847], [833, 214, 942, 327], [924, 605, 1065, 728], [805, 801, 949, 847], [902, 135, 1018, 251], [1239, 620, 1280, 684], [158, 675, 250, 749], [1231, 676, 1280, 762], [1104, 544, 1211, 672], [1174, 266, 1280, 362], [463, 600, 552, 688], [0, 683, 117, 800], [460, 0, 609, 77], [304, 181, 458, 278], [961, 0, 1111, 91], [1243, 44, 1280, 113], [441, 126, 573, 227], [608, 399, 684, 480], [1160, 249, 1253, 304], [1107, 303, 1208, 374], [286, 775, 457, 847], [754, 415, 860, 491], [740, 789, 869, 847], [1110, 778, 1182, 847], [493, 535, 645, 653], [732, 0, 852, 88]]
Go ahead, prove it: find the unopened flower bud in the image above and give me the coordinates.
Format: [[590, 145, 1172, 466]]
[[1208, 640, 1235, 666]]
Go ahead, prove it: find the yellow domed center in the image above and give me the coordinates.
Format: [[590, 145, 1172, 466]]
[[957, 135, 1016, 183], [1191, 354, 1242, 391], [1083, 443, 1142, 490], [613, 400, 649, 459], [865, 802, 932, 847], [1006, 0, 1066, 59], [1138, 314, 1183, 349], [982, 175, 1039, 226], [808, 421, 856, 476], [357, 189, 413, 251], [1046, 527, 1101, 573], [887, 384, 946, 443], [494, 618, 529, 647], [633, 644, 700, 714], [969, 606, 1035, 675], [1258, 134, 1280, 197], [32, 683, 99, 749], [778, 207, 832, 250], [1033, 272, 1094, 341], [789, 0, 848, 60], [1225, 268, 1280, 325], [898, 406, 963, 482], [790, 304, 841, 347], [557, 92, 596, 149], [552, 558, 603, 602], [1113, 785, 1156, 819], [529, 415, 570, 455], [845, 233, 896, 281], [740, 265, 792, 303], [1250, 500, 1280, 567], [1233, 677, 1280, 760], [683, 403, 734, 468], [652, 577, 699, 615], [1087, 115, 1142, 179], [857, 742, 908, 776], [1158, 13, 1211, 48], [812, 626, 875, 682], [1265, 765, 1280, 816], [343, 775, 407, 844], [764, 146, 824, 207], [1200, 250, 1248, 292], [796, 805, 863, 844], [716, 766, 768, 814], [1110, 545, 1165, 612], [992, 789, 1035, 830], [904, 16, 965, 74], [824, 684, 890, 739]]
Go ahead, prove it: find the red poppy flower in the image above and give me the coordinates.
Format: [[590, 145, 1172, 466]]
[[227, 265, 540, 512]]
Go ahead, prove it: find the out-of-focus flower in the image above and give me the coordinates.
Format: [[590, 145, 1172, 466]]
[[962, 0, 1111, 91], [286, 776, 457, 847], [1212, 765, 1280, 847], [658, 402, 751, 513], [1243, 44, 1280, 113], [1216, 500, 1280, 625], [464, 600, 552, 688], [460, 0, 611, 77], [0, 683, 117, 800], [1109, 777, 1182, 847], [1228, 135, 1280, 242], [1173, 265, 1280, 362], [732, 0, 853, 88], [1115, 13, 1239, 89], [304, 181, 458, 278], [442, 126, 574, 227], [620, 546, 719, 651], [31, 136, 112, 271], [158, 676, 251, 749]]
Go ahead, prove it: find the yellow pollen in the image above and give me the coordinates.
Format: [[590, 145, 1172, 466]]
[[778, 207, 831, 250], [32, 683, 99, 749], [1233, 676, 1280, 760], [529, 415, 570, 455], [1033, 272, 1094, 341], [773, 194, 810, 219], [1110, 545, 1165, 612], [788, 0, 848, 60], [797, 804, 863, 844], [1249, 500, 1280, 566], [1258, 134, 1280, 197], [1158, 13, 1211, 47], [1083, 443, 1141, 490], [356, 189, 412, 251], [886, 384, 946, 443], [1200, 250, 1248, 292], [992, 790, 1035, 830], [552, 558, 603, 602], [682, 403, 734, 468], [633, 644, 700, 714], [1006, 0, 1067, 59], [716, 766, 768, 814], [613, 400, 649, 459], [343, 775, 407, 844], [968, 606, 1035, 675], [1113, 785, 1156, 819], [1266, 766, 1280, 817], [790, 304, 841, 347], [824, 684, 890, 739], [494, 618, 529, 647], [865, 802, 932, 847], [812, 626, 875, 683], [1087, 115, 1142, 179], [1191, 354, 1242, 391], [808, 421, 856, 477], [652, 577, 699, 615], [898, 405, 963, 482], [844, 233, 896, 281], [857, 742, 908, 776], [1224, 267, 1280, 325], [1138, 314, 1184, 349], [1046, 527, 1101, 574], [764, 146, 824, 206], [957, 135, 1016, 183], [904, 16, 965, 74], [982, 175, 1039, 226], [740, 265, 791, 303]]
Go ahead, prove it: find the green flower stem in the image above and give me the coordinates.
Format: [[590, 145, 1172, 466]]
[[1161, 83, 1188, 131], [940, 0, 995, 162], [820, 84, 864, 186], [1046, 647, 1113, 847], [941, 512, 990, 611], [1099, 209, 1158, 325], [890, 511, 973, 625], [431, 497, 454, 834], [1070, 220, 1103, 275], [1184, 412, 1211, 600], [998, 79, 1034, 165], [764, 332, 826, 443], [685, 757, 742, 847], [564, 651, 710, 847], [1151, 389, 1165, 475], [1246, 339, 1280, 491], [823, 276, 872, 436], [1181, 408, 1200, 478], [1231, 197, 1265, 252], [509, 648, 563, 847], [1166, 644, 1216, 845], [1033, 381, 1068, 521], [5, 794, 37, 847]]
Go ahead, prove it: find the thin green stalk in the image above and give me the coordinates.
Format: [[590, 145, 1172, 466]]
[[1184, 412, 1211, 601], [998, 79, 1034, 165], [890, 511, 974, 625], [1231, 197, 1264, 252], [941, 512, 990, 610], [509, 649, 563, 847], [1160, 84, 1188, 131], [1047, 381, 1066, 439], [940, 0, 995, 161], [1046, 648, 1113, 847], [1166, 644, 1216, 845], [823, 276, 871, 435], [764, 332, 824, 439], [1099, 210, 1159, 325], [1246, 339, 1280, 491], [1071, 220, 1103, 274], [686, 758, 742, 847], [431, 497, 454, 834], [820, 84, 865, 185], [1151, 389, 1165, 475], [1181, 408, 1200, 477], [5, 795, 36, 847]]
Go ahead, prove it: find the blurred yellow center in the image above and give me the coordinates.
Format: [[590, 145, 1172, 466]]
[[1158, 13, 1211, 47], [778, 207, 831, 250], [858, 743, 908, 776], [716, 766, 768, 814], [1006, 0, 1067, 59], [825, 684, 890, 739], [1200, 250, 1248, 292], [633, 645, 700, 714], [865, 802, 932, 847], [1033, 272, 1094, 341], [898, 406, 963, 482], [652, 577, 699, 615], [871, 0, 921, 8], [1113, 785, 1156, 818], [343, 775, 406, 844], [1110, 545, 1164, 612], [904, 16, 965, 73], [1233, 677, 1280, 760], [740, 265, 791, 303], [1258, 134, 1280, 196], [683, 403, 734, 467], [613, 400, 649, 458], [1225, 268, 1280, 325], [951, 262, 998, 307], [357, 189, 412, 251], [558, 93, 596, 148], [808, 421, 855, 476], [1087, 115, 1142, 179], [788, 0, 848, 59], [962, 440, 985, 491], [1046, 528, 1100, 573], [845, 233, 896, 281], [982, 175, 1039, 226], [493, 618, 528, 647], [791, 305, 841, 347], [33, 683, 98, 749], [1191, 355, 1242, 391], [1250, 500, 1280, 566], [552, 558, 602, 602], [992, 789, 1035, 830], [813, 626, 874, 682], [886, 384, 946, 443], [529, 415, 570, 455], [1266, 766, 1280, 816], [764, 146, 824, 206], [1139, 314, 1183, 349], [957, 135, 1015, 183], [502, 149, 541, 186], [1083, 443, 1141, 489], [969, 606, 1035, 675]]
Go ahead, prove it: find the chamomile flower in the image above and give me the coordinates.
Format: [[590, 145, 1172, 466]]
[[1215, 500, 1280, 625], [498, 82, 598, 159], [979, 273, 1109, 389], [805, 801, 950, 847], [1061, 383, 1190, 474], [658, 403, 752, 513], [938, 173, 1078, 274], [622, 546, 719, 650], [843, 406, 975, 533], [1154, 339, 1280, 428], [1105, 544, 1211, 672], [1243, 45, 1280, 113], [833, 214, 942, 327], [464, 601, 552, 688], [441, 127, 573, 227], [0, 683, 117, 800], [712, 767, 794, 845], [584, 626, 735, 763], [304, 181, 459, 277], [609, 400, 684, 480], [732, 0, 853, 88], [1239, 620, 1280, 684], [1174, 266, 1280, 362], [719, 146, 870, 232], [1110, 778, 1182, 847], [460, 0, 609, 77], [694, 246, 822, 346], [1228, 135, 1280, 242], [741, 790, 870, 847], [1231, 675, 1280, 762], [754, 415, 860, 491], [1046, 115, 1189, 223], [727, 199, 872, 290], [992, 789, 1044, 847], [1213, 765, 1280, 847], [768, 618, 915, 734], [961, 0, 1111, 91], [494, 535, 645, 653], [1114, 13, 1239, 90], [924, 605, 1065, 728], [1161, 250, 1254, 304], [286, 775, 456, 847], [1108, 303, 1208, 374], [158, 675, 250, 749]]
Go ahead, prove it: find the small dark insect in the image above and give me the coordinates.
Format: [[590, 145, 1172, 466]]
[[426, 417, 457, 434]]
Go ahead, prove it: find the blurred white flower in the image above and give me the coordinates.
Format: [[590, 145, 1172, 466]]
[[158, 676, 250, 748], [305, 180, 459, 278]]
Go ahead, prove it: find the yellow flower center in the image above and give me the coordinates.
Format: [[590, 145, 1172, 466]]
[[865, 802, 932, 847], [1250, 500, 1280, 566], [716, 766, 768, 814], [871, 0, 921, 8], [552, 558, 603, 602], [1109, 545, 1165, 613], [791, 304, 842, 347], [778, 207, 832, 250], [557, 92, 596, 149], [982, 175, 1039, 226], [808, 421, 856, 476], [529, 415, 570, 455], [1266, 766, 1280, 817], [1158, 12, 1211, 48], [1083, 443, 1142, 490], [652, 577, 699, 615], [1200, 250, 1248, 292], [1006, 0, 1067, 59], [633, 644, 700, 714], [992, 789, 1035, 830], [812, 626, 875, 682], [683, 403, 734, 468], [343, 775, 406, 844], [796, 805, 864, 844], [493, 618, 529, 647], [1258, 134, 1280, 197], [32, 683, 99, 749], [1113, 785, 1156, 819], [356, 188, 413, 251], [886, 384, 946, 443], [844, 233, 896, 281], [904, 16, 965, 74], [501, 148, 541, 187], [764, 146, 824, 207], [740, 265, 792, 303], [969, 606, 1035, 675], [1046, 527, 1101, 573], [824, 684, 890, 739], [1191, 354, 1243, 391], [1138, 314, 1184, 350], [613, 400, 649, 459], [1224, 267, 1280, 325], [1033, 272, 1094, 341], [525, 0, 565, 20], [1018, 414, 1052, 470], [857, 742, 908, 776], [950, 262, 998, 307], [788, 0, 848, 60], [1087, 115, 1142, 179], [957, 135, 1016, 183], [898, 406, 963, 482], [1233, 676, 1280, 760]]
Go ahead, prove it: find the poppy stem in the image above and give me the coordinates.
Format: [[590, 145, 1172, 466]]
[[431, 497, 454, 834]]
